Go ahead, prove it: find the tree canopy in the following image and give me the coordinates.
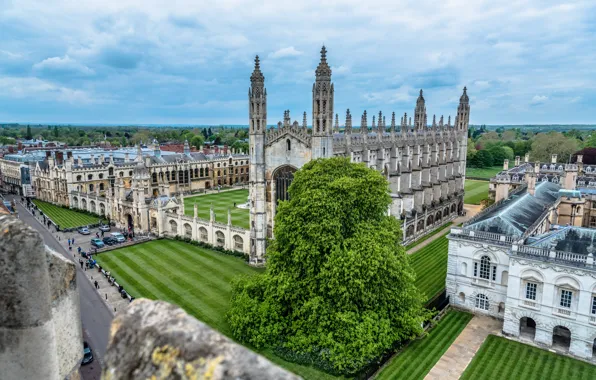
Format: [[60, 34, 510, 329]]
[[530, 132, 580, 162], [227, 157, 429, 375]]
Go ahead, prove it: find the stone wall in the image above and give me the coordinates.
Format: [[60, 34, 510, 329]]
[[0, 215, 82, 380], [102, 299, 300, 380]]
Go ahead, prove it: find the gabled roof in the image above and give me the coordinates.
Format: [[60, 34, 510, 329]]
[[465, 181, 560, 237]]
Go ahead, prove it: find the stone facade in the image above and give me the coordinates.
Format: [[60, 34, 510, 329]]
[[447, 180, 596, 361], [249, 47, 469, 264]]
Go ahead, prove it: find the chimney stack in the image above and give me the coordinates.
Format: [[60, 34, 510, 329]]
[[503, 159, 509, 171], [524, 153, 530, 163], [514, 156, 520, 166], [551, 154, 557, 164]]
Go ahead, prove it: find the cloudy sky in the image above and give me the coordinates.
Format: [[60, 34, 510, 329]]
[[1, 0, 595, 125]]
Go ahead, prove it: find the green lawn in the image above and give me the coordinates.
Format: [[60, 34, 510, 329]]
[[32, 199, 102, 228], [377, 310, 473, 380], [466, 166, 502, 180], [405, 222, 452, 251], [464, 180, 489, 205], [95, 240, 340, 380], [461, 335, 596, 380], [184, 189, 250, 229], [409, 236, 448, 302]]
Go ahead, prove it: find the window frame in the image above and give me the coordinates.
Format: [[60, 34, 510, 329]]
[[560, 289, 572, 309], [525, 282, 537, 300]]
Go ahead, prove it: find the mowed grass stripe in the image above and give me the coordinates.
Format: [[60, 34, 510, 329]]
[[158, 240, 258, 278], [184, 189, 249, 229], [464, 180, 489, 205], [98, 252, 161, 300], [461, 335, 596, 380], [32, 199, 101, 228], [377, 310, 472, 380], [409, 237, 448, 301], [121, 245, 230, 330]]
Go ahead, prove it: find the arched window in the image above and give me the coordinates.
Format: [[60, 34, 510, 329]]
[[475, 294, 489, 310], [129, 170, 133, 176], [286, 139, 291, 151], [89, 184, 94, 192], [479, 256, 491, 279], [99, 183, 104, 191], [99, 173, 104, 179], [77, 175, 82, 181], [205, 167, 209, 176], [88, 174, 93, 180]]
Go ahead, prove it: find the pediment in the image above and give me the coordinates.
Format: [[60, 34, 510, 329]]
[[265, 126, 311, 148]]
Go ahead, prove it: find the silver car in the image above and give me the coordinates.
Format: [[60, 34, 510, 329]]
[[99, 224, 111, 232], [77, 227, 90, 235]]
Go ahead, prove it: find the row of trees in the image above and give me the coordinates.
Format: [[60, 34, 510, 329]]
[[0, 124, 250, 153], [467, 126, 589, 168]]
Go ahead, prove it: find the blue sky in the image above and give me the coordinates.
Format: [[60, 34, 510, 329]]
[[1, 0, 595, 125]]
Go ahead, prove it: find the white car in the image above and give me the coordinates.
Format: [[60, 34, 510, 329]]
[[78, 227, 90, 235], [110, 232, 126, 243]]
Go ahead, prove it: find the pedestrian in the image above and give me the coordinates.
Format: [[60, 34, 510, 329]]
[[101, 231, 104, 238], [79, 259, 83, 269], [78, 247, 81, 254], [96, 232, 99, 238], [68, 238, 71, 246], [69, 246, 72, 251], [94, 280, 99, 289], [72, 237, 75, 244]]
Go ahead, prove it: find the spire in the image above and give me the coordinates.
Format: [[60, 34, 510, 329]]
[[183, 139, 190, 155], [378, 111, 383, 134], [345, 109, 352, 134], [460, 86, 469, 104], [372, 115, 376, 129], [250, 55, 265, 85], [153, 138, 161, 158], [402, 112, 408, 132], [361, 111, 368, 135], [447, 115, 451, 127], [417, 89, 425, 105], [414, 89, 427, 130], [432, 114, 437, 129], [391, 112, 396, 134], [315, 45, 332, 80], [284, 110, 290, 127], [302, 111, 307, 130], [439, 115, 444, 128], [334, 113, 339, 133]]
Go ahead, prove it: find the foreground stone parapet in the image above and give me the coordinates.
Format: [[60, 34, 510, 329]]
[[0, 215, 82, 380], [102, 299, 301, 380]]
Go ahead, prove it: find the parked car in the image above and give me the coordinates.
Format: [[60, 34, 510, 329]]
[[77, 227, 90, 235], [90, 238, 105, 249], [82, 341, 94, 365], [99, 224, 111, 232], [110, 232, 126, 243], [102, 236, 118, 246]]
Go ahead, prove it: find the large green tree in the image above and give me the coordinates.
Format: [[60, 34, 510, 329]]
[[530, 132, 580, 162], [227, 158, 429, 375]]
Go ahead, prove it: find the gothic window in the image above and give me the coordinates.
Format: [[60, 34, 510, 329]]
[[194, 168, 198, 177], [257, 120, 260, 131], [88, 174, 93, 180], [286, 139, 291, 151], [475, 294, 489, 310], [129, 171, 133, 176], [323, 100, 327, 113], [200, 168, 204, 177], [317, 100, 321, 113], [166, 172, 170, 181], [119, 172, 124, 177], [99, 174, 104, 179], [205, 167, 209, 176], [171, 171, 176, 180], [99, 183, 104, 191], [89, 184, 94, 192], [525, 282, 537, 300], [152, 173, 157, 183], [108, 168, 114, 176], [560, 289, 572, 308], [77, 175, 82, 181]]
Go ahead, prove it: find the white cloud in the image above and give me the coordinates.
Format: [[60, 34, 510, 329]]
[[33, 55, 95, 76], [530, 95, 548, 105], [268, 46, 302, 59], [0, 77, 92, 104]]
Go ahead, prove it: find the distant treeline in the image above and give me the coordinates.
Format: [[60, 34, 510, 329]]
[[472, 124, 596, 132]]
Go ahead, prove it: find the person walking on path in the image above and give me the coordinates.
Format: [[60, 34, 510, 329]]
[[94, 280, 99, 289], [79, 259, 83, 269], [68, 238, 71, 247], [72, 237, 75, 244]]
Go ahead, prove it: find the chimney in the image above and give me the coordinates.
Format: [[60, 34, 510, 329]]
[[55, 151, 64, 165], [503, 159, 509, 171], [524, 153, 530, 163], [18, 142, 23, 151], [224, 145, 228, 155], [514, 156, 520, 166], [534, 161, 540, 174], [8, 146, 14, 153], [577, 154, 583, 164], [67, 151, 72, 159], [551, 154, 557, 164]]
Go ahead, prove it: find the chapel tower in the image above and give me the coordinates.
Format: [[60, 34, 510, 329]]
[[248, 56, 267, 265], [311, 46, 334, 159]]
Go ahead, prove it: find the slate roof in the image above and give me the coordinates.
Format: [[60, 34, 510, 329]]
[[465, 181, 560, 237], [528, 226, 596, 255]]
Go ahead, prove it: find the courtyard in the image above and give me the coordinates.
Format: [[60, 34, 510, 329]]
[[409, 236, 449, 303], [461, 335, 596, 380], [183, 189, 250, 230], [32, 199, 103, 228]]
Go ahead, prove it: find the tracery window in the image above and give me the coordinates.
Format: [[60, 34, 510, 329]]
[[475, 294, 489, 310]]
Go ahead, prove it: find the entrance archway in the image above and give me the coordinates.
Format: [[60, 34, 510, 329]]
[[553, 326, 571, 351], [520, 317, 536, 340], [127, 214, 134, 230]]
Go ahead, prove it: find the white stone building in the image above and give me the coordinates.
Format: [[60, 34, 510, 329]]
[[447, 180, 596, 361]]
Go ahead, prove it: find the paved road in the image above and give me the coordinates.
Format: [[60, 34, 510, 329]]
[[11, 197, 112, 380]]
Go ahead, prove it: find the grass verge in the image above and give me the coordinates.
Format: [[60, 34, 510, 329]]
[[464, 180, 489, 205], [405, 222, 453, 251], [32, 199, 102, 228]]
